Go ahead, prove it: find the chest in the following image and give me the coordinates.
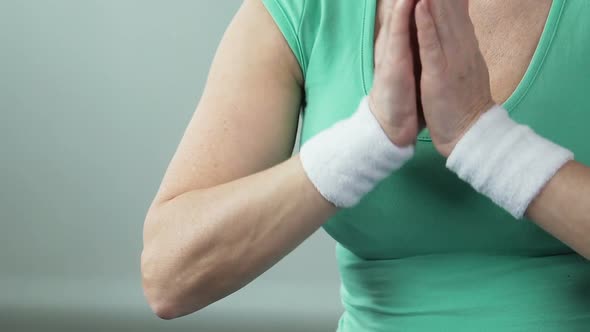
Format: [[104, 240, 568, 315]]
[[470, 0, 554, 104], [375, 0, 553, 104], [304, 0, 590, 259]]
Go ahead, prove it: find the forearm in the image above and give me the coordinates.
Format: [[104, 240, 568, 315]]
[[141, 155, 338, 319], [411, 0, 590, 259], [444, 103, 590, 259], [526, 160, 590, 259]]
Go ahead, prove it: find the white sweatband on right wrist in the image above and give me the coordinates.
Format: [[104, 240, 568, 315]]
[[446, 105, 574, 219], [299, 96, 415, 208]]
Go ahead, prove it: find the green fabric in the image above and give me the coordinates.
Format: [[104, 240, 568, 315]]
[[262, 0, 590, 330]]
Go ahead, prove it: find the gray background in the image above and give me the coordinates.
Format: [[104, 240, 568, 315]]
[[0, 1, 342, 331]]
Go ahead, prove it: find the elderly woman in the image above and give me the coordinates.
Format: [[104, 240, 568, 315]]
[[140, 0, 590, 330]]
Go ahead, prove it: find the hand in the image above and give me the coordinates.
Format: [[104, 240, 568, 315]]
[[369, 0, 425, 148], [414, 0, 496, 157]]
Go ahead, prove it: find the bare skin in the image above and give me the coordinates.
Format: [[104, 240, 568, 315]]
[[141, 0, 421, 319], [414, 0, 590, 260], [140, 0, 337, 320], [375, 0, 552, 109], [141, 0, 589, 321]]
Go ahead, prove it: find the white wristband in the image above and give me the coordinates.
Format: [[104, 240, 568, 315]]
[[446, 105, 574, 219], [299, 96, 415, 208]]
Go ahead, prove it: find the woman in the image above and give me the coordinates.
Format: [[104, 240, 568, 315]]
[[141, 0, 590, 330]]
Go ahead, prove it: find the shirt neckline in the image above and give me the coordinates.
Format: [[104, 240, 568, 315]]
[[361, 0, 565, 142]]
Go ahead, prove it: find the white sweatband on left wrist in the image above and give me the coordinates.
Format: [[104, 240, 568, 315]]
[[446, 105, 574, 219]]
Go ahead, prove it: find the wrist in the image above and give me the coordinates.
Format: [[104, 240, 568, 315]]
[[446, 104, 574, 219], [368, 94, 418, 148], [444, 100, 497, 158], [299, 96, 415, 208]]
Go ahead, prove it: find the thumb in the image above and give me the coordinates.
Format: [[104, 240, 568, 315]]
[[415, 0, 446, 74]]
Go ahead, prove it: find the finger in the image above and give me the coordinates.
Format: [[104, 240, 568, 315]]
[[374, 1, 396, 67], [448, 0, 476, 34], [455, 0, 481, 48], [409, 6, 424, 121], [432, 0, 474, 46], [441, 0, 470, 24], [387, 0, 417, 63], [453, 0, 471, 23], [422, 0, 456, 52], [415, 0, 446, 73], [461, 0, 470, 13]]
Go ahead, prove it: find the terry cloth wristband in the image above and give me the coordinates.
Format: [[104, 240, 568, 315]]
[[299, 96, 415, 208], [446, 104, 574, 219]]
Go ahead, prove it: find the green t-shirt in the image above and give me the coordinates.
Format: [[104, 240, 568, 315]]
[[262, 0, 590, 330]]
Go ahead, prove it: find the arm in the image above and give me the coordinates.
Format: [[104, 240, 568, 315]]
[[142, 0, 423, 320], [527, 161, 590, 259], [141, 0, 338, 319], [414, 0, 590, 259]]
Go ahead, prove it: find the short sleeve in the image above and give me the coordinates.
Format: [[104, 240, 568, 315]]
[[262, 0, 308, 77]]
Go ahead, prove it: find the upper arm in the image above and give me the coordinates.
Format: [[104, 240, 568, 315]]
[[150, 0, 304, 207]]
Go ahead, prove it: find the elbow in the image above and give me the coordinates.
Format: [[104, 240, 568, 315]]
[[141, 251, 184, 320], [148, 300, 179, 321], [141, 207, 222, 319], [141, 209, 187, 320], [140, 247, 213, 320]]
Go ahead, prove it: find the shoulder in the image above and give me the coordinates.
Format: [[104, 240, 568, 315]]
[[261, 0, 367, 78]]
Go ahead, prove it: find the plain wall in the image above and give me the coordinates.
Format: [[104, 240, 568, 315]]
[[0, 1, 342, 331]]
